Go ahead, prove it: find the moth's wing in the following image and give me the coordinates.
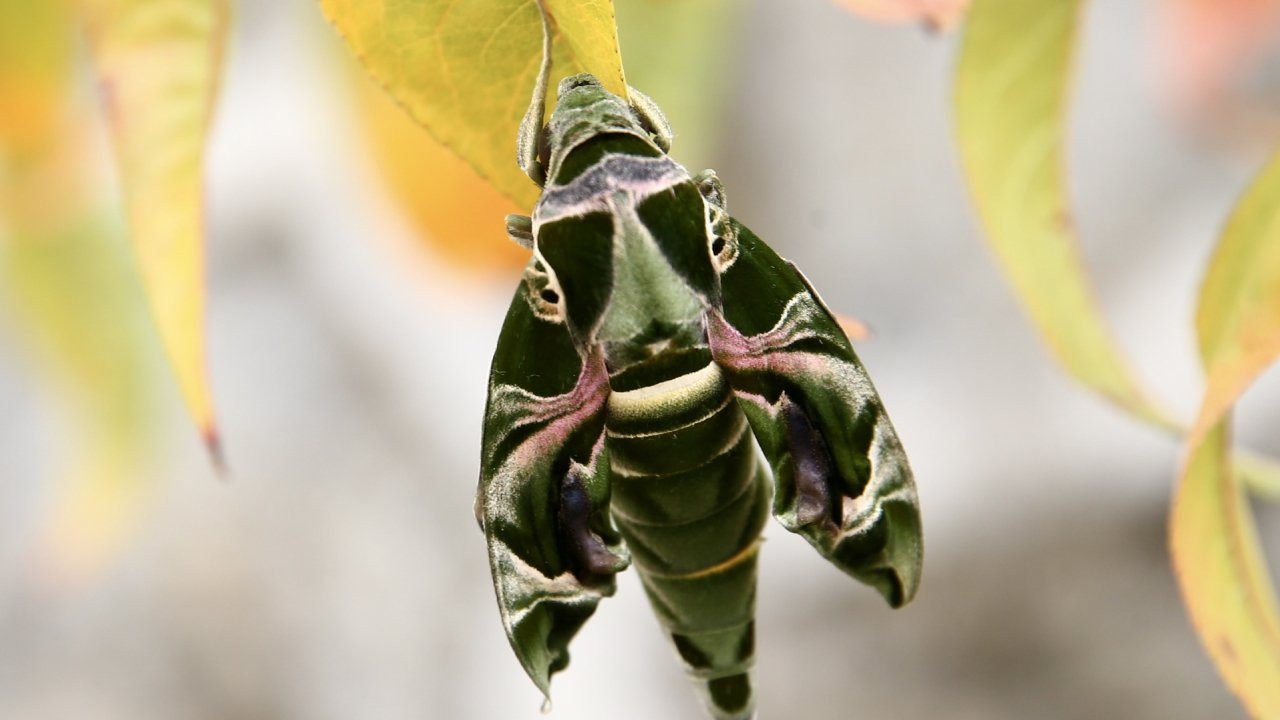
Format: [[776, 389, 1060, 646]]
[[708, 220, 922, 607], [477, 276, 627, 698]]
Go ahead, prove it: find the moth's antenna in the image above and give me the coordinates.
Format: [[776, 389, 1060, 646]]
[[516, 0, 553, 186]]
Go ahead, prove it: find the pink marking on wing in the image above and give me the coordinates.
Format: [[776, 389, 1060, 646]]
[[506, 347, 611, 468], [706, 304, 834, 378]]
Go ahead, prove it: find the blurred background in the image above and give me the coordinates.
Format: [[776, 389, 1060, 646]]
[[2, 0, 1280, 718]]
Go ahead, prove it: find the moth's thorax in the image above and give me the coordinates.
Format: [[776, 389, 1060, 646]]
[[528, 77, 724, 389]]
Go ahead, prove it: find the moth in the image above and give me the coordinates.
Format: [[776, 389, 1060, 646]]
[[475, 40, 922, 720]]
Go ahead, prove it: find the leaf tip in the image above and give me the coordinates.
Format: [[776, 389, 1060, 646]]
[[203, 426, 228, 479]]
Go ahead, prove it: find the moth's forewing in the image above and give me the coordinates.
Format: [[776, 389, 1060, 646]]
[[477, 268, 626, 696], [708, 221, 922, 607]]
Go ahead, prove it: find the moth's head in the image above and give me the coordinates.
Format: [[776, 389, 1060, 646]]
[[542, 74, 672, 185]]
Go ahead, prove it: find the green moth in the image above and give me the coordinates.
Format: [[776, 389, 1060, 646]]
[[475, 43, 922, 720]]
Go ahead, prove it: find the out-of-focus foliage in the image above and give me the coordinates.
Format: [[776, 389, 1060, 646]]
[[3, 0, 1280, 712], [954, 0, 1170, 427], [1191, 158, 1280, 448], [833, 0, 968, 30], [1173, 148, 1280, 715], [0, 0, 71, 156], [80, 0, 228, 448], [357, 70, 528, 274], [1159, 0, 1280, 144], [0, 0, 160, 580], [1173, 424, 1280, 717], [321, 0, 627, 209], [956, 0, 1280, 713], [614, 0, 740, 173]]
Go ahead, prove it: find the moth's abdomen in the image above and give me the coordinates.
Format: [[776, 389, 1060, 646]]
[[606, 362, 769, 720]]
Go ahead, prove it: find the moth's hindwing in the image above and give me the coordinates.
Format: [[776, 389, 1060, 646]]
[[708, 220, 922, 607], [477, 260, 628, 696]]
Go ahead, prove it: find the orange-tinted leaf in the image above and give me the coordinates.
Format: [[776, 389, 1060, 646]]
[[1159, 0, 1280, 115], [835, 312, 872, 342], [357, 68, 528, 273], [0, 0, 73, 159], [834, 0, 968, 29]]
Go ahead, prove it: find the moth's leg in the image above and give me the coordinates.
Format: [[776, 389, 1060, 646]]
[[693, 169, 728, 214], [559, 464, 627, 578], [516, 0, 553, 185], [628, 85, 673, 153], [505, 213, 534, 249]]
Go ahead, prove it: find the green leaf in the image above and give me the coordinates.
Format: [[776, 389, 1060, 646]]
[[81, 0, 229, 452], [1171, 148, 1280, 718], [320, 0, 627, 209], [954, 0, 1170, 427]]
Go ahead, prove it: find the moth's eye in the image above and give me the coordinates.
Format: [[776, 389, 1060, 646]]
[[707, 209, 738, 273], [522, 258, 566, 323]]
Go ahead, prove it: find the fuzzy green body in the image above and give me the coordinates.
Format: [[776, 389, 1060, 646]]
[[478, 74, 922, 720]]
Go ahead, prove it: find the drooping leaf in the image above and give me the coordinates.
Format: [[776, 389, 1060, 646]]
[[80, 0, 228, 451], [1172, 422, 1280, 717], [1171, 148, 1280, 718], [1190, 150, 1280, 446], [320, 0, 627, 209], [954, 0, 1171, 427]]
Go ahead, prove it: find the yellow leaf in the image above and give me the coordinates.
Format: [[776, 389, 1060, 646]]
[[80, 0, 228, 450], [1171, 147, 1280, 717], [320, 0, 627, 209], [954, 0, 1171, 427], [1172, 421, 1280, 717], [1191, 150, 1280, 445]]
